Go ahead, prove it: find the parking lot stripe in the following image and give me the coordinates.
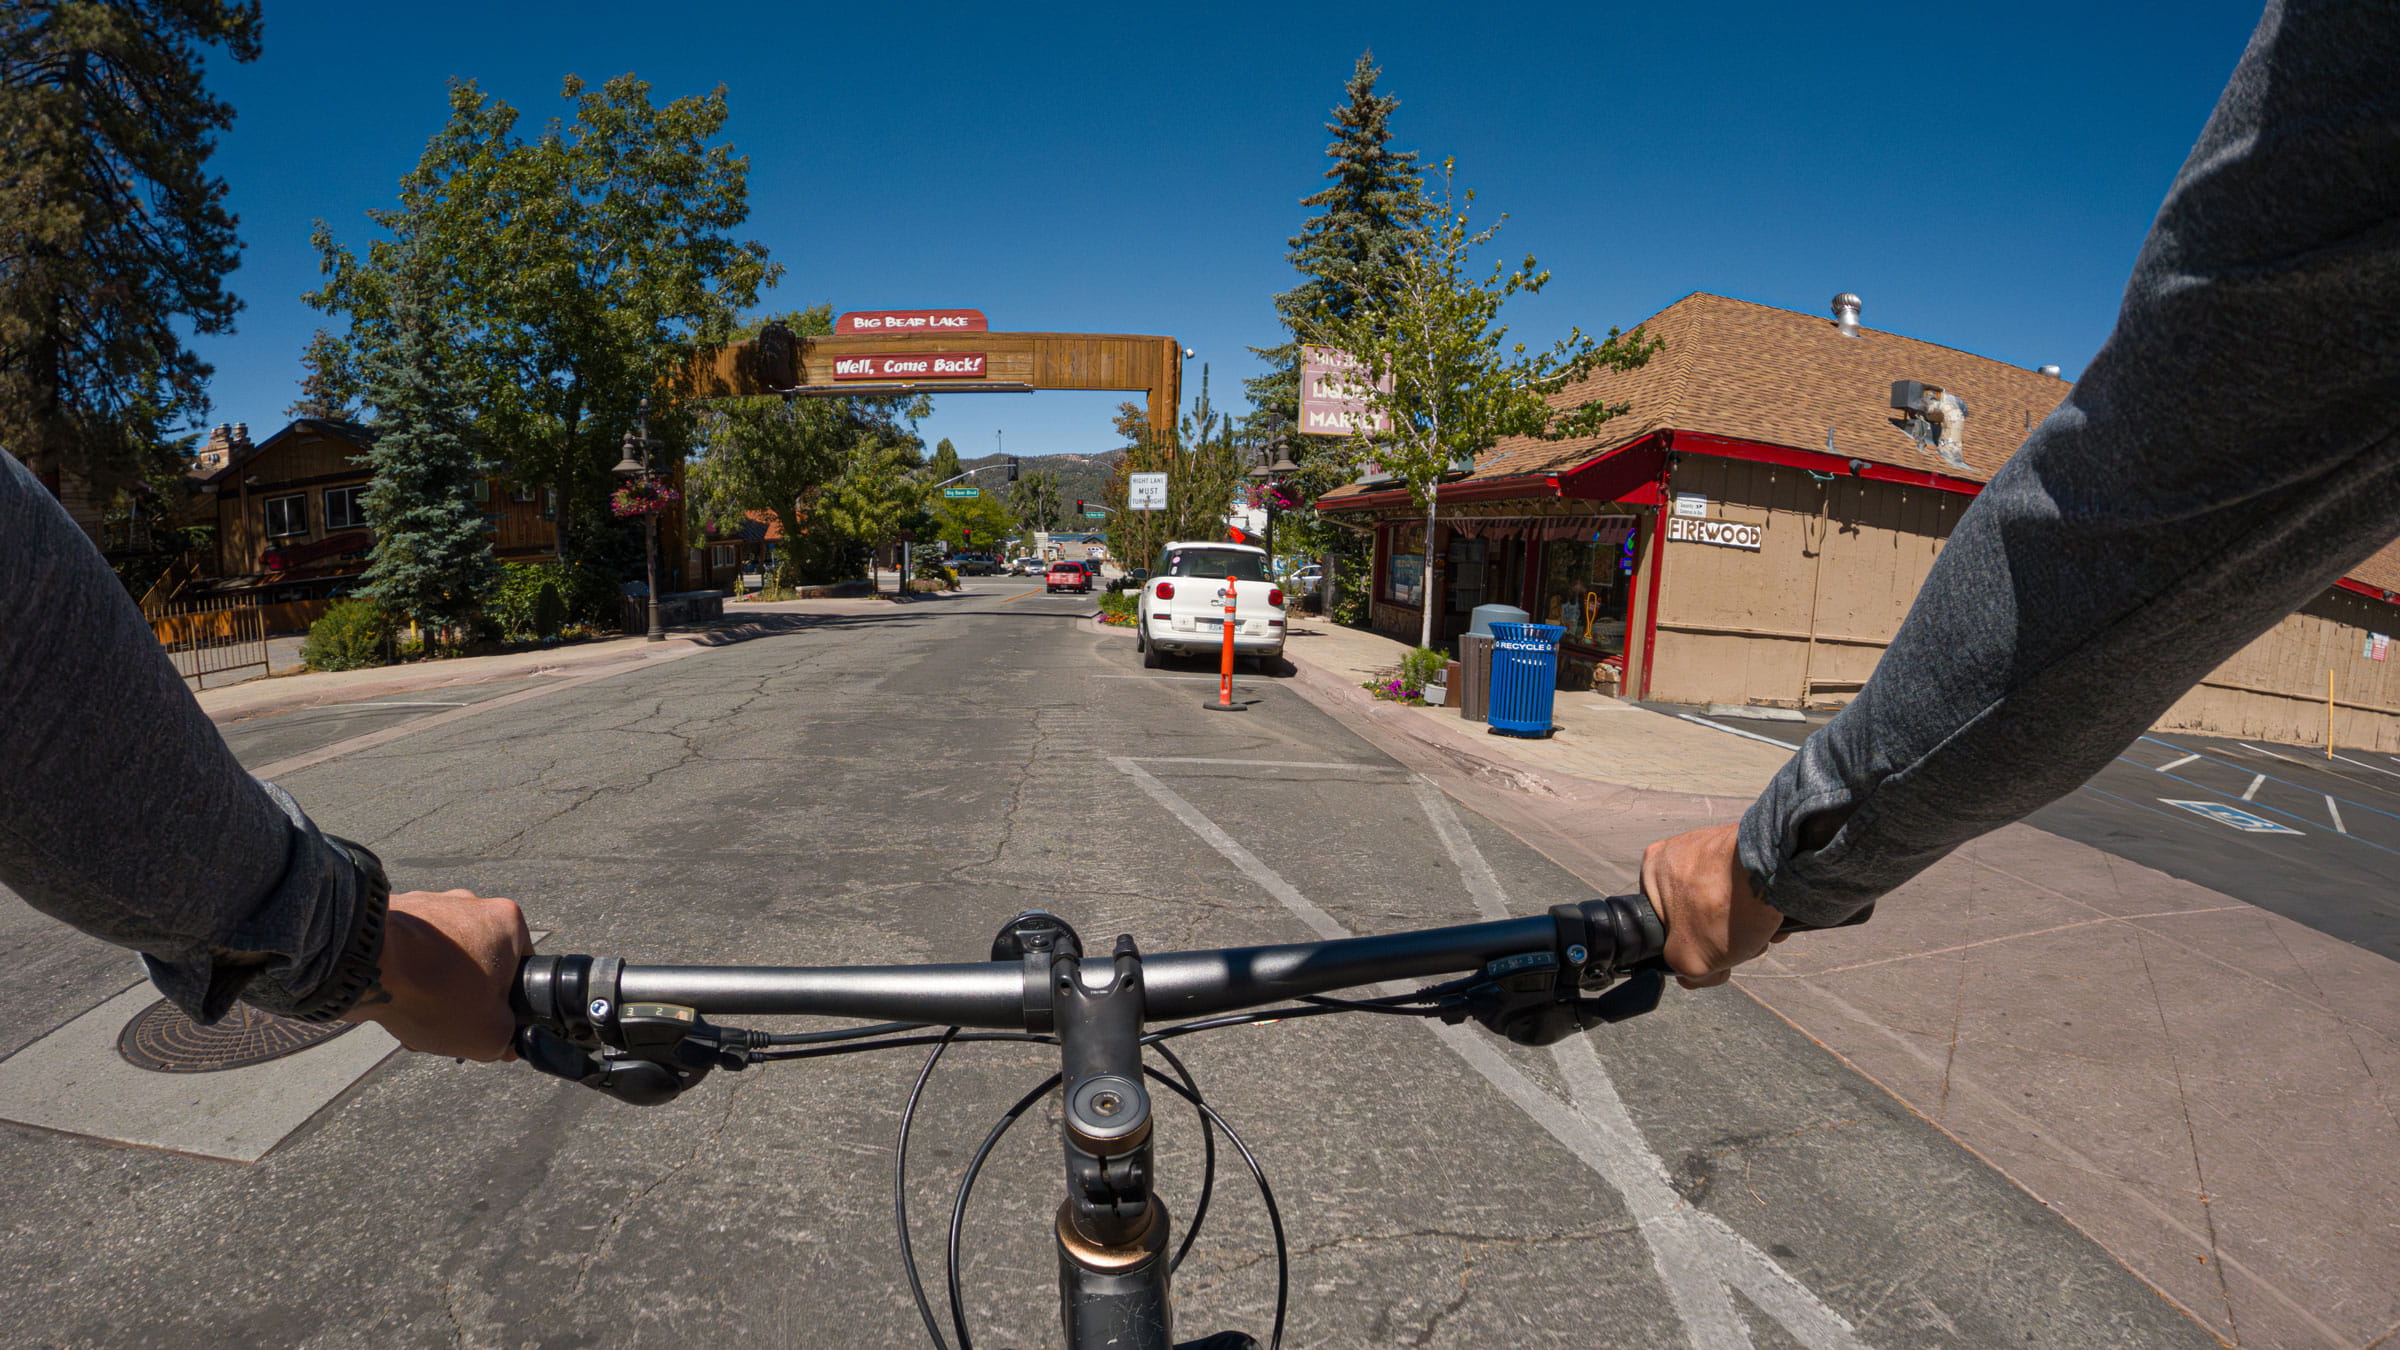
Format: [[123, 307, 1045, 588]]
[[2329, 750, 2400, 780], [2242, 774, 2265, 800], [2327, 795, 2348, 834], [1130, 756, 1405, 773], [1678, 712, 1803, 751], [2155, 752, 2202, 772]]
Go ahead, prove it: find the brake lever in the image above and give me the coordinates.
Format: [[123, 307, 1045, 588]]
[[513, 1001, 744, 1107]]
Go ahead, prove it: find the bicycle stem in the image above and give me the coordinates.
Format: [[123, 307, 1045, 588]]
[[1051, 929, 1177, 1348]]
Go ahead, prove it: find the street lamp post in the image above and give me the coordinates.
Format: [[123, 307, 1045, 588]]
[[613, 397, 665, 642], [1245, 431, 1301, 574]]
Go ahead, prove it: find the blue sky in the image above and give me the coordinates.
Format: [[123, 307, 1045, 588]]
[[197, 1, 2267, 458]]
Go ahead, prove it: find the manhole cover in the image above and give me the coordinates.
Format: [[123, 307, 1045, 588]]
[[116, 999, 359, 1073]]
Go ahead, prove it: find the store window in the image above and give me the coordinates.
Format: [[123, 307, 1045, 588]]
[[263, 494, 308, 538], [1536, 521, 1639, 654], [472, 478, 491, 504], [1383, 523, 1426, 606], [323, 485, 369, 530]]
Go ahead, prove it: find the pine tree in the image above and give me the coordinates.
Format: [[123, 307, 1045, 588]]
[[287, 328, 364, 421], [926, 436, 963, 483], [0, 1, 262, 492], [358, 284, 497, 643], [1243, 51, 1427, 431]]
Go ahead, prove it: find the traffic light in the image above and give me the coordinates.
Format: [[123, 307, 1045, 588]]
[[964, 527, 974, 544], [1006, 455, 1020, 483], [1075, 499, 1084, 513]]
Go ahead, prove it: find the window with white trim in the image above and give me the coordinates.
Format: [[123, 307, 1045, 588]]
[[323, 485, 368, 530], [263, 494, 308, 538]]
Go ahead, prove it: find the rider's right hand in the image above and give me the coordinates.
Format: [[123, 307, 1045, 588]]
[[343, 889, 533, 1061], [1640, 823, 1791, 989]]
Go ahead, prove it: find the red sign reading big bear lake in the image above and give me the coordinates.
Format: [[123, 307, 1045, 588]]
[[834, 308, 989, 335], [830, 352, 989, 380]]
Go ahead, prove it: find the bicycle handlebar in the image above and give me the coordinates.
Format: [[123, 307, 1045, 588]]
[[516, 898, 1662, 1037]]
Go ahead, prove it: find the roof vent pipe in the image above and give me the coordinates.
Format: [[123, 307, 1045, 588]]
[[2037, 364, 2062, 378], [1832, 293, 1862, 338]]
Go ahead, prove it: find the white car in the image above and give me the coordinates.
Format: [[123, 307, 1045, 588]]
[[1135, 540, 1287, 670]]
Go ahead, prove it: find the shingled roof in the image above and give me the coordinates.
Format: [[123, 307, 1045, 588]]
[[1318, 291, 2400, 599], [1322, 291, 2075, 504]]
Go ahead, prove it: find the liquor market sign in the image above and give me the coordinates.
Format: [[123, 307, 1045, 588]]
[[835, 308, 989, 335], [1299, 344, 1392, 436], [1666, 516, 1763, 550], [831, 352, 989, 380]]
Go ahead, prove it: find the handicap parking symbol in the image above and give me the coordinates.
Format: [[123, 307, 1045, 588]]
[[2160, 799, 2304, 834]]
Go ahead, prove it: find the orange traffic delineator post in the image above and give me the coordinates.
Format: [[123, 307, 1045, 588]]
[[1204, 574, 1246, 713]]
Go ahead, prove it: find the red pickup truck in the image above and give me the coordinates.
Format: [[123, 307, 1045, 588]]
[[1045, 560, 1093, 594]]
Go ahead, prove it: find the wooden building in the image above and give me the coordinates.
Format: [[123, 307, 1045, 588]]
[[1318, 292, 2400, 751], [185, 418, 662, 629]]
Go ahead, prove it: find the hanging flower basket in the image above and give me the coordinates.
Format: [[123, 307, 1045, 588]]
[[610, 476, 681, 519]]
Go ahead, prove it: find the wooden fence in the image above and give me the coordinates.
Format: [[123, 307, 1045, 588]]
[[144, 593, 268, 688]]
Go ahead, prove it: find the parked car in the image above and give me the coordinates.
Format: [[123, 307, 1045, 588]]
[[951, 553, 1000, 576], [1287, 565, 1325, 596], [1135, 541, 1286, 670], [1011, 556, 1043, 576], [1046, 560, 1093, 594]]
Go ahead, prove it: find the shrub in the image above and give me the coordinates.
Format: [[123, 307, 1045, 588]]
[[1399, 646, 1447, 694], [487, 562, 575, 641], [301, 598, 392, 672], [1095, 592, 1136, 625]]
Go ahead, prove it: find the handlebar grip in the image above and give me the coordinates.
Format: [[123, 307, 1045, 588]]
[[1620, 897, 1876, 975]]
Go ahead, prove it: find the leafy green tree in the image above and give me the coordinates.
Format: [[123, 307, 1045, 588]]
[[308, 73, 779, 566], [1104, 367, 1249, 572], [685, 306, 922, 588], [1304, 162, 1661, 648], [357, 278, 497, 645], [286, 327, 364, 421], [1011, 468, 1063, 537], [0, 1, 261, 493], [1243, 50, 1427, 434], [931, 490, 1013, 553], [820, 435, 928, 597], [925, 436, 963, 483]]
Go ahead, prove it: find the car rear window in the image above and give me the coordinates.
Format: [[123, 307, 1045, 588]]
[[1163, 548, 1268, 581]]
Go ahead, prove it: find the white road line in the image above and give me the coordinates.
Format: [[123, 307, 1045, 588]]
[[2242, 774, 2265, 801], [1131, 756, 1405, 773], [1112, 754, 1865, 1350], [1678, 713, 1803, 752], [316, 700, 472, 710], [2326, 796, 2348, 834], [2154, 753, 2202, 772], [2238, 742, 2305, 766]]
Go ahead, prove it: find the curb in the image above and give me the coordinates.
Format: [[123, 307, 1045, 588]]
[[200, 627, 730, 725]]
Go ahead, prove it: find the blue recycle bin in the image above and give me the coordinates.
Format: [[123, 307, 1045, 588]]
[[1486, 621, 1565, 738]]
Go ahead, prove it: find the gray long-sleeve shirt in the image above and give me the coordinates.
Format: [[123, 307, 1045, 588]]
[[1741, 0, 2400, 925], [1, 449, 375, 1021]]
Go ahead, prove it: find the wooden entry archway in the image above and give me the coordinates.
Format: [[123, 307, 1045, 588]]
[[690, 328, 1184, 441]]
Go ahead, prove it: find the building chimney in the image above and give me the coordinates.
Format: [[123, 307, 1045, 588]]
[[2036, 364, 2062, 378], [231, 422, 250, 447], [1832, 293, 1863, 338]]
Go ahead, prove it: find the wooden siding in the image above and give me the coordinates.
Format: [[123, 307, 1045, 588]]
[[2159, 590, 2400, 752], [1646, 458, 1959, 708], [1643, 454, 2400, 750]]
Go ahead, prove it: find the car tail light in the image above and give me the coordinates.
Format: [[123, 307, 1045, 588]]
[[1268, 588, 1284, 608], [1156, 581, 1174, 600]]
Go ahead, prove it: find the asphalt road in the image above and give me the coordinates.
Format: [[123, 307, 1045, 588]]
[[0, 578, 2211, 1348], [1663, 704, 2400, 965]]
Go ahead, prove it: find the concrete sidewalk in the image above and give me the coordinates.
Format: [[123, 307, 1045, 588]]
[[1278, 618, 2400, 1350]]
